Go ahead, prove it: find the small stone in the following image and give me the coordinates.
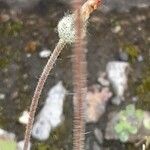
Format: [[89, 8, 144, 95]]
[[112, 25, 121, 33], [137, 55, 144, 62], [0, 14, 10, 22], [23, 85, 29, 91], [142, 144, 146, 150], [111, 96, 122, 105], [19, 111, 29, 125], [39, 49, 51, 58], [106, 61, 130, 105], [0, 128, 15, 140], [26, 53, 31, 58], [137, 26, 142, 31], [132, 96, 138, 102], [32, 82, 67, 141], [0, 93, 5, 100], [94, 128, 103, 144]]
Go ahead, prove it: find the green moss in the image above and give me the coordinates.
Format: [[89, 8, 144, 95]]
[[0, 58, 10, 68], [0, 44, 21, 69], [137, 76, 150, 94], [136, 70, 150, 110], [123, 44, 139, 62], [0, 46, 12, 69], [0, 20, 23, 37], [37, 143, 50, 150]]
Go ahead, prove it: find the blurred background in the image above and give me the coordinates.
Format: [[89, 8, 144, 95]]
[[0, 0, 150, 149]]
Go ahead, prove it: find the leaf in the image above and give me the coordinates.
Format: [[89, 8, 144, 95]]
[[0, 140, 16, 150], [114, 122, 124, 133], [129, 126, 138, 134], [119, 131, 129, 142]]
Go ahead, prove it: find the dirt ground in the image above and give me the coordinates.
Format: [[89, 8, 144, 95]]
[[0, 1, 149, 149]]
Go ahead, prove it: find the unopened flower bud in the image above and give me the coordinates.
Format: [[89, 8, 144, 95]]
[[57, 14, 76, 43]]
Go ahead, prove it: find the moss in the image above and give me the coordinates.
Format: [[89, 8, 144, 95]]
[[0, 46, 12, 69], [137, 76, 150, 94], [37, 143, 50, 150], [123, 44, 139, 62], [0, 20, 23, 37], [0, 58, 10, 68], [136, 69, 150, 110]]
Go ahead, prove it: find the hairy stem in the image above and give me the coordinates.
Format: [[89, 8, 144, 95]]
[[72, 1, 87, 150], [23, 39, 66, 150]]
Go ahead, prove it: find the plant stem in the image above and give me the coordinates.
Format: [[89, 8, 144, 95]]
[[72, 1, 87, 150], [23, 39, 66, 150]]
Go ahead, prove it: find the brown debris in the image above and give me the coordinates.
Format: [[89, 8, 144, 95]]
[[24, 41, 39, 53], [86, 85, 112, 123]]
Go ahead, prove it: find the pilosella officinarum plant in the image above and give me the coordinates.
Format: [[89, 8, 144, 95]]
[[23, 0, 102, 150]]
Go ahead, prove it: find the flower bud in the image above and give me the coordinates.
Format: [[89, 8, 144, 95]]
[[57, 14, 76, 43]]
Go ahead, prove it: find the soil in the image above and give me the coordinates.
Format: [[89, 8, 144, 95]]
[[0, 1, 149, 150]]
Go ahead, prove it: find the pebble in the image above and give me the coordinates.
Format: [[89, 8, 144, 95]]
[[111, 96, 123, 105], [137, 55, 144, 62], [0, 14, 10, 22], [32, 82, 66, 141], [26, 53, 32, 58], [106, 61, 130, 105], [19, 111, 29, 125], [132, 96, 138, 102], [0, 128, 15, 140], [111, 25, 121, 33], [39, 49, 51, 58], [0, 93, 5, 100], [137, 26, 142, 31]]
